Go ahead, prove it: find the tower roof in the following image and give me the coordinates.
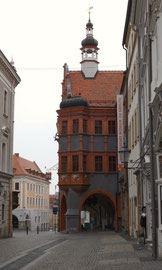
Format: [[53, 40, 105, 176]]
[[86, 19, 93, 29], [81, 36, 98, 47], [60, 96, 88, 109], [81, 17, 98, 47]]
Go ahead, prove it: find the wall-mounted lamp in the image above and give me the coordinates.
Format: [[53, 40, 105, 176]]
[[118, 146, 142, 170], [118, 146, 131, 164]]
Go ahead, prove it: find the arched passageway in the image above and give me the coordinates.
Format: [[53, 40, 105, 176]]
[[12, 215, 19, 229], [79, 190, 117, 231], [60, 194, 67, 231]]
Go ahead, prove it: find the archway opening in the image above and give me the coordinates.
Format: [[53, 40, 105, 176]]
[[60, 195, 67, 231], [12, 215, 19, 229], [81, 193, 115, 231]]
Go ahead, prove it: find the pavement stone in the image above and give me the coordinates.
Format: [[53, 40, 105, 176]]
[[0, 230, 162, 270]]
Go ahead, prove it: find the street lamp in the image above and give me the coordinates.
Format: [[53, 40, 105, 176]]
[[118, 146, 131, 165], [0, 182, 4, 195]]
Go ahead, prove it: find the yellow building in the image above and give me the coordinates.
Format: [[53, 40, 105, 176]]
[[12, 153, 51, 231]]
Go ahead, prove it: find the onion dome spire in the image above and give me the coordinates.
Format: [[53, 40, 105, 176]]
[[80, 7, 99, 78]]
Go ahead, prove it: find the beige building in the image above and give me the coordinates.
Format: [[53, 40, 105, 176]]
[[0, 51, 20, 238], [12, 153, 51, 232]]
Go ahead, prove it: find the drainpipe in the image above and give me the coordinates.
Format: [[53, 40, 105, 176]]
[[147, 1, 157, 259], [122, 44, 130, 236], [137, 33, 144, 208]]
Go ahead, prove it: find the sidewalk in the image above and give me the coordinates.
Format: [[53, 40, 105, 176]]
[[0, 230, 62, 266], [0, 230, 162, 270]]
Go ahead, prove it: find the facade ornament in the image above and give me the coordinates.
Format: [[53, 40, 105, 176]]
[[72, 174, 79, 181]]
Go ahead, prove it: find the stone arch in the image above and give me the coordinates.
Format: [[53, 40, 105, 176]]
[[60, 193, 67, 231], [79, 189, 117, 231]]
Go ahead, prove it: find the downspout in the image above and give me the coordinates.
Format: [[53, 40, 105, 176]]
[[122, 44, 130, 236], [132, 0, 144, 222], [147, 1, 157, 259], [137, 33, 144, 208]]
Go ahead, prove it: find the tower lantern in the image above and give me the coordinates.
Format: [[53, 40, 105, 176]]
[[81, 10, 99, 78]]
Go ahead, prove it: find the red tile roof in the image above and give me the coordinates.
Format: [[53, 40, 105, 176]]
[[62, 70, 124, 107], [13, 153, 51, 181]]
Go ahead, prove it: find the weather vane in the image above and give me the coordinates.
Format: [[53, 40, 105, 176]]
[[88, 6, 93, 14], [88, 6, 93, 20]]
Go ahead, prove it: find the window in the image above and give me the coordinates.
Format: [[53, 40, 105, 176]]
[[33, 198, 35, 206], [87, 50, 92, 57], [30, 197, 32, 206], [73, 119, 79, 134], [83, 155, 87, 171], [83, 120, 87, 133], [109, 156, 116, 172], [95, 120, 102, 134], [95, 156, 102, 171], [132, 117, 134, 148], [30, 184, 32, 192], [27, 183, 29, 191], [33, 184, 35, 192], [2, 142, 6, 172], [108, 121, 116, 134], [35, 216, 37, 223], [15, 182, 19, 191], [62, 120, 68, 135], [3, 90, 8, 116], [27, 197, 29, 206], [61, 156, 67, 172], [72, 155, 79, 172], [2, 204, 5, 220]]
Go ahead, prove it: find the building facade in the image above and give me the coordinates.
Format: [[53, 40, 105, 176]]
[[57, 17, 123, 232], [122, 0, 140, 238], [123, 0, 162, 258], [12, 153, 51, 232], [0, 51, 20, 238]]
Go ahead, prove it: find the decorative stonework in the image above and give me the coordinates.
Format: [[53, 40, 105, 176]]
[[1, 127, 10, 138], [60, 174, 67, 181], [72, 174, 79, 181]]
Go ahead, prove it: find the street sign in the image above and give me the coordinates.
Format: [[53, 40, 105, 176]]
[[53, 207, 58, 215]]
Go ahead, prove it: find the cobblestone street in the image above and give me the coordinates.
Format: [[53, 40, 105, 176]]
[[0, 230, 162, 270]]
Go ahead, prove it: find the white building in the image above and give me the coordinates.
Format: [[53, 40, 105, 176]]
[[126, 0, 162, 258], [0, 51, 20, 238], [122, 2, 140, 237]]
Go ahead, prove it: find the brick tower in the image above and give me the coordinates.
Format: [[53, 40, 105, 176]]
[[57, 15, 123, 232]]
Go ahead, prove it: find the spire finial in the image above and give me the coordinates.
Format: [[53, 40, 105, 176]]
[[88, 6, 93, 21]]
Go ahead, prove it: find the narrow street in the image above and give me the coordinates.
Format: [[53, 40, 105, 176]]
[[0, 230, 162, 270]]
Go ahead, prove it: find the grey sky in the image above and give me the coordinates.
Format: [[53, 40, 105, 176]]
[[0, 0, 128, 193]]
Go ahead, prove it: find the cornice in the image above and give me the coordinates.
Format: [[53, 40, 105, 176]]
[[0, 50, 21, 86]]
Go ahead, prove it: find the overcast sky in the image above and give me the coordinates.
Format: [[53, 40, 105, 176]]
[[1, 0, 128, 194]]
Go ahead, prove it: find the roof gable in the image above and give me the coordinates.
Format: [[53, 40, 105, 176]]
[[13, 154, 51, 181]]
